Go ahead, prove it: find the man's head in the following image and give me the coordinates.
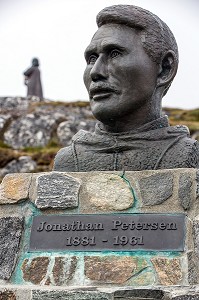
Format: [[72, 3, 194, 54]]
[[83, 5, 178, 131], [32, 58, 39, 67]]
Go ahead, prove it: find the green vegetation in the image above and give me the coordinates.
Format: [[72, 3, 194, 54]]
[[164, 107, 199, 138]]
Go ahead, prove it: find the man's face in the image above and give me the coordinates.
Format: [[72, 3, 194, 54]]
[[83, 24, 158, 124]]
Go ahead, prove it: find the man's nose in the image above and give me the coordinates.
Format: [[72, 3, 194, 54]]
[[90, 56, 108, 81]]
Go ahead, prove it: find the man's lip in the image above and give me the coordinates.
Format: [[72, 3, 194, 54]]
[[89, 88, 116, 99], [92, 91, 113, 101]]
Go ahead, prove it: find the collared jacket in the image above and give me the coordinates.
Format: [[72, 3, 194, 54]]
[[53, 116, 199, 172]]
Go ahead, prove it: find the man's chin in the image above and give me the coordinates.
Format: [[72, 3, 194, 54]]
[[91, 107, 118, 125]]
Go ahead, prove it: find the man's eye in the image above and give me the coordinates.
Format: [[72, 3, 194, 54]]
[[110, 49, 121, 58], [88, 55, 98, 64]]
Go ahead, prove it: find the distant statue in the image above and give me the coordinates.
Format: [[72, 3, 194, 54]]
[[23, 58, 43, 99], [54, 5, 199, 172]]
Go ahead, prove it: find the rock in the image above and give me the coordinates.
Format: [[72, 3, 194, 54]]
[[21, 257, 50, 284], [0, 291, 16, 300], [171, 295, 199, 300], [0, 217, 23, 280], [114, 289, 165, 299], [52, 256, 79, 285], [0, 156, 37, 177], [139, 172, 174, 206], [187, 251, 199, 285], [0, 173, 32, 204], [33, 172, 81, 209], [193, 220, 199, 255], [57, 118, 96, 146], [4, 113, 57, 149], [32, 290, 112, 300], [82, 174, 134, 212], [0, 114, 11, 131], [196, 170, 199, 198], [84, 256, 148, 284], [57, 119, 75, 146], [178, 173, 192, 210], [0, 96, 29, 111], [151, 257, 182, 285], [77, 119, 96, 132]]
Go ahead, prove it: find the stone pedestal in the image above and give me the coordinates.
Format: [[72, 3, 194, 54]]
[[0, 169, 199, 299]]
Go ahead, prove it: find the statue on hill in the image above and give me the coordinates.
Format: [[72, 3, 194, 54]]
[[54, 4, 199, 171], [23, 58, 43, 99]]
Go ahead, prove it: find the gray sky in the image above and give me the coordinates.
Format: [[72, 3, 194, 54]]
[[0, 0, 198, 109]]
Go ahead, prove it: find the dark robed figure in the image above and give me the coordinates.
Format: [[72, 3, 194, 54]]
[[54, 5, 199, 171], [24, 58, 43, 98]]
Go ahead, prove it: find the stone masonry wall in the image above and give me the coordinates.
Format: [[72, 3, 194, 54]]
[[0, 169, 199, 299]]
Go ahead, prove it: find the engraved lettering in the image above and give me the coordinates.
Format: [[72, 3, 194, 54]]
[[129, 222, 135, 230], [142, 223, 150, 230], [45, 224, 53, 231], [137, 236, 144, 245], [62, 224, 71, 231], [66, 236, 96, 246], [112, 220, 122, 230], [85, 223, 94, 230], [121, 222, 128, 230], [52, 224, 62, 231], [37, 221, 46, 232], [136, 223, 143, 230], [167, 222, 177, 230], [151, 222, 158, 230], [30, 214, 185, 251], [159, 223, 166, 230], [93, 222, 104, 230]]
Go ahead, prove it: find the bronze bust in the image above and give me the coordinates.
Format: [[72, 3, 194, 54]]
[[54, 5, 199, 171]]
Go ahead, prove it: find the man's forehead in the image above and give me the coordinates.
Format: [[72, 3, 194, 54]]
[[85, 24, 139, 53]]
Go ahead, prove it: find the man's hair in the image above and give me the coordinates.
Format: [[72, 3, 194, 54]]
[[97, 5, 179, 66], [32, 58, 39, 67]]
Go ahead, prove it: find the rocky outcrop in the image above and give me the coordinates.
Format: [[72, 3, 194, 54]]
[[0, 97, 96, 177], [4, 113, 58, 149], [0, 156, 37, 177]]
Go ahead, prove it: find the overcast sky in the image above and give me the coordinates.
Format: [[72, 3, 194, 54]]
[[0, 0, 198, 109]]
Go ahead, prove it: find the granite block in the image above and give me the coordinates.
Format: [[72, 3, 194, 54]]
[[0, 173, 31, 204], [151, 257, 182, 286], [52, 256, 78, 285], [0, 291, 16, 300], [178, 173, 192, 210], [34, 172, 81, 209], [84, 256, 148, 284], [82, 174, 134, 212], [21, 257, 50, 284], [0, 217, 23, 280], [139, 172, 173, 206], [32, 290, 113, 300]]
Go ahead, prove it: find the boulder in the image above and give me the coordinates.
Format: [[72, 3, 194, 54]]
[[0, 114, 11, 131], [0, 156, 37, 177], [4, 113, 57, 149], [57, 118, 96, 146]]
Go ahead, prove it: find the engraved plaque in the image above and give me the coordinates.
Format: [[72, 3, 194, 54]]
[[29, 214, 185, 251]]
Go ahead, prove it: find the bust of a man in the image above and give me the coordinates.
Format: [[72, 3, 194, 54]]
[[54, 5, 199, 171]]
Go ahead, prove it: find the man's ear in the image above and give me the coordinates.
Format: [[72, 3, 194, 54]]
[[157, 50, 178, 87]]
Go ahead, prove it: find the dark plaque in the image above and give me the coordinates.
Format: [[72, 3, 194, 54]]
[[29, 214, 185, 252]]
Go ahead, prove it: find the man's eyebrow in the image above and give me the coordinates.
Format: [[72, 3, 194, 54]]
[[84, 42, 126, 58], [102, 42, 126, 52], [84, 45, 97, 58]]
